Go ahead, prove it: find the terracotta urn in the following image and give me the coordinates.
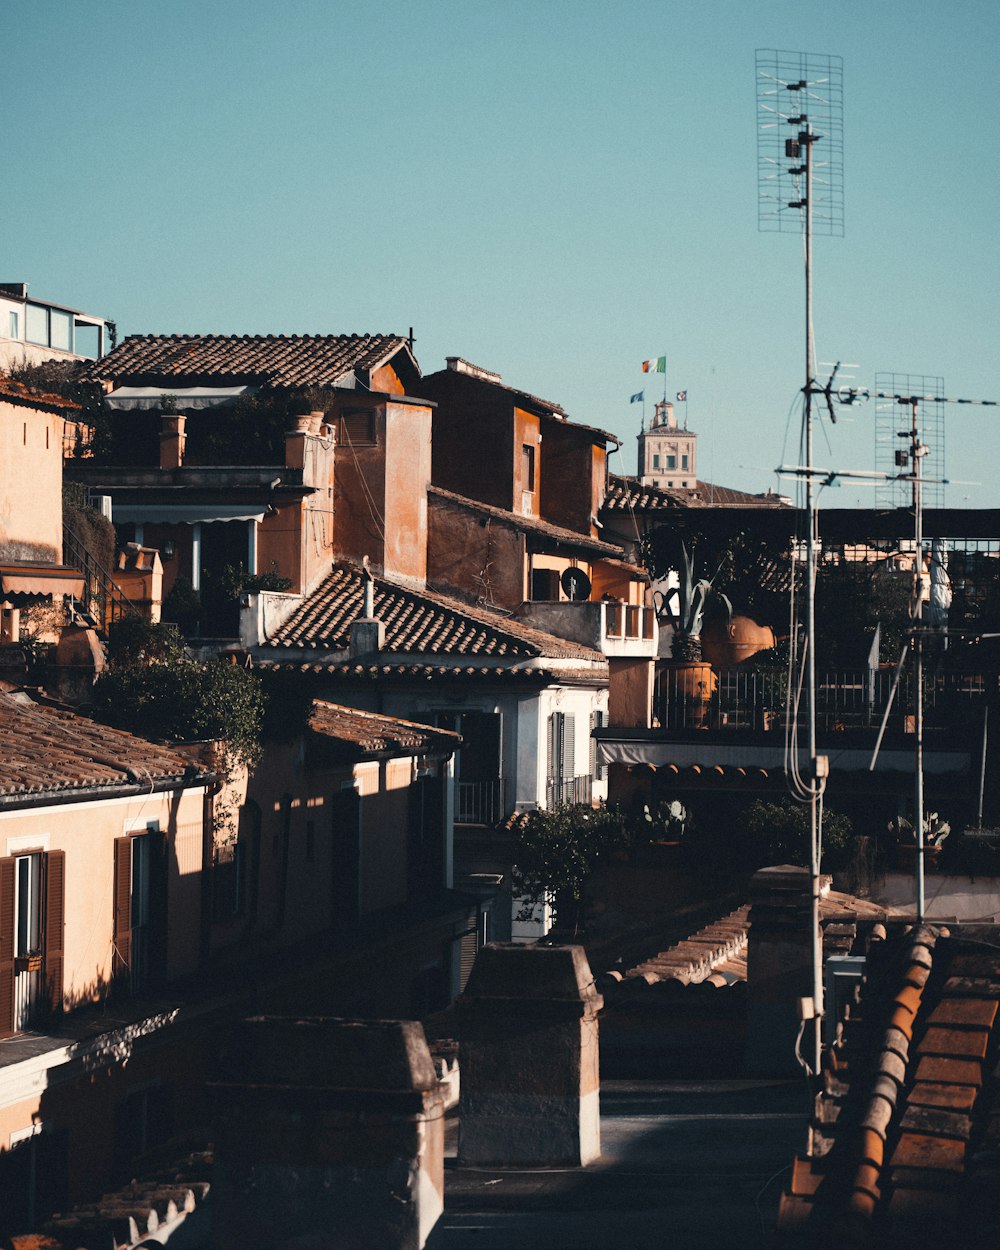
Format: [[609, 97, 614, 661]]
[[701, 615, 775, 668]]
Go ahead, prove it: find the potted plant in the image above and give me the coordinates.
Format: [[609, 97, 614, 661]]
[[654, 542, 732, 727]]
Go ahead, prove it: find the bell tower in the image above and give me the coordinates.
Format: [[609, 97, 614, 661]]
[[637, 400, 697, 489]]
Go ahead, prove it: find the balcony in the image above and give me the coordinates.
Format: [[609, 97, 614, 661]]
[[456, 778, 507, 827], [545, 774, 593, 809], [516, 600, 658, 658], [655, 665, 989, 734]]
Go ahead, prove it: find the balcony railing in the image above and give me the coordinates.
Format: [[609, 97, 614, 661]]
[[655, 666, 990, 734], [603, 601, 656, 643], [545, 774, 593, 809], [456, 779, 506, 826]]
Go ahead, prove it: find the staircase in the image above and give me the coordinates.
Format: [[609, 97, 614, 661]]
[[62, 523, 139, 635]]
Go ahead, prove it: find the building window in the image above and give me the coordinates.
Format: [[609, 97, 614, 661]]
[[681, 453, 689, 470], [666, 454, 677, 470], [113, 827, 161, 995], [522, 443, 536, 492], [338, 409, 377, 446], [8, 310, 18, 338], [546, 711, 582, 806], [0, 850, 64, 1037], [531, 568, 561, 601], [652, 453, 660, 469], [25, 304, 48, 346]]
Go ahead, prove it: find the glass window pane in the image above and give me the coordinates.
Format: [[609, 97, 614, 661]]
[[25, 304, 48, 345], [50, 310, 71, 352]]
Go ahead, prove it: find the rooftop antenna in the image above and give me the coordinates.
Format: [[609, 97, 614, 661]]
[[757, 49, 844, 1078], [836, 380, 999, 921]]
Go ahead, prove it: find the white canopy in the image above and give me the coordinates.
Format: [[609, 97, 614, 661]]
[[113, 504, 267, 525], [104, 385, 255, 410]]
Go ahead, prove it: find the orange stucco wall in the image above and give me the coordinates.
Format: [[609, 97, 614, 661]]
[[0, 786, 208, 1007], [383, 403, 431, 585], [513, 406, 541, 514], [426, 493, 526, 609], [538, 419, 607, 536], [0, 399, 64, 563]]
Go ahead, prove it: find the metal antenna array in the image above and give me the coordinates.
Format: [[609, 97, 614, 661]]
[[757, 49, 844, 1078], [757, 50, 844, 237], [875, 373, 946, 508]]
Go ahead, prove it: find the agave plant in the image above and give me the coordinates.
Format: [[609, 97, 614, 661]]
[[654, 541, 733, 662]]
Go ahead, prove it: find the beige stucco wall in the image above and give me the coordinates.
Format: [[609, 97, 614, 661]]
[[0, 786, 208, 1006], [0, 399, 64, 563]]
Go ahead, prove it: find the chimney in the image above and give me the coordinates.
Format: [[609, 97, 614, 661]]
[[349, 556, 386, 656], [159, 413, 186, 470]]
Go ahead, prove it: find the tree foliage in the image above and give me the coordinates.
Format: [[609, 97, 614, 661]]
[[510, 803, 630, 920], [735, 798, 854, 871], [92, 657, 264, 771]]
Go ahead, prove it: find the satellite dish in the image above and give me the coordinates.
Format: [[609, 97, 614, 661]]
[[561, 567, 592, 602]]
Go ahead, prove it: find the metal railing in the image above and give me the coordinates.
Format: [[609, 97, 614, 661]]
[[545, 774, 593, 808], [456, 778, 506, 826], [656, 665, 990, 733], [62, 523, 139, 634]]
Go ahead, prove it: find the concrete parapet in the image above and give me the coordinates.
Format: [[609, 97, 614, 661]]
[[210, 1015, 445, 1250], [745, 865, 828, 1075], [457, 943, 603, 1167]]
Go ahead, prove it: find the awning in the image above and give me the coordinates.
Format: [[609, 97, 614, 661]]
[[104, 385, 255, 410], [1, 564, 85, 602], [597, 738, 970, 776], [113, 504, 267, 525]]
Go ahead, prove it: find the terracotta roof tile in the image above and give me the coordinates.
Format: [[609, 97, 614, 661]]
[[262, 562, 605, 663], [601, 473, 791, 512], [0, 375, 81, 412], [0, 691, 206, 799], [307, 700, 460, 756], [82, 333, 411, 390], [776, 926, 1000, 1244]]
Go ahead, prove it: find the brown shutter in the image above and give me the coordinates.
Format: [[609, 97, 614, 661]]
[[113, 837, 132, 980], [0, 857, 15, 1039], [44, 850, 66, 1013]]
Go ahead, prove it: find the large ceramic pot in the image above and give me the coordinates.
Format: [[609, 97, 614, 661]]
[[701, 615, 775, 668]]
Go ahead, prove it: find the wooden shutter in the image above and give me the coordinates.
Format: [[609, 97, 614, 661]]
[[112, 837, 132, 980], [562, 714, 576, 784], [44, 850, 65, 1013], [0, 857, 15, 1038]]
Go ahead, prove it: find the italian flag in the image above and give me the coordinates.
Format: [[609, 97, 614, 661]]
[[642, 356, 666, 374]]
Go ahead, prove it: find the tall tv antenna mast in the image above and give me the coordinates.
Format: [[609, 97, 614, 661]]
[[757, 49, 844, 1077]]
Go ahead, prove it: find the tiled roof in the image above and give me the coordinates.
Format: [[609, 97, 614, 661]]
[[419, 364, 567, 417], [0, 374, 81, 412], [308, 700, 461, 755], [776, 922, 1000, 1247], [262, 562, 605, 662], [602, 473, 791, 511], [0, 691, 207, 800], [82, 333, 411, 390], [428, 486, 625, 559], [599, 886, 886, 996]]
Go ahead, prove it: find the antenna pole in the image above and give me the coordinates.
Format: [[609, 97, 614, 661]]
[[804, 126, 823, 1076], [911, 398, 926, 922]]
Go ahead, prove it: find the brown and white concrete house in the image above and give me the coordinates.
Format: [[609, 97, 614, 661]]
[[70, 332, 429, 635], [0, 688, 466, 1240], [0, 283, 108, 371], [0, 376, 86, 645]]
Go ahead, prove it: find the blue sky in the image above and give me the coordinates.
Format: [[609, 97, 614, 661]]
[[9, 1, 1000, 504]]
